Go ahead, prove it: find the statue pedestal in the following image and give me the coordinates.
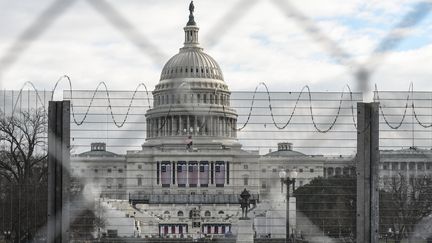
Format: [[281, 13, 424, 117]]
[[236, 219, 254, 243]]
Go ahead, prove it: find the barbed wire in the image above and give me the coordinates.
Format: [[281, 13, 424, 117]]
[[11, 75, 152, 128], [374, 82, 432, 129], [9, 76, 432, 134], [233, 82, 357, 133]]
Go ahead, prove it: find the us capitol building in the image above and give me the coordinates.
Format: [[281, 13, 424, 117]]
[[70, 2, 432, 240]]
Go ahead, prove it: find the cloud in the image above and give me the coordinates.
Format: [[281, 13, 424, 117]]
[[0, 0, 430, 95]]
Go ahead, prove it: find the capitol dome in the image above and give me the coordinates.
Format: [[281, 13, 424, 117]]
[[145, 1, 239, 149], [160, 50, 224, 81]]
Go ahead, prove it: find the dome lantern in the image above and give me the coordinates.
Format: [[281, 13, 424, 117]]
[[183, 1, 200, 49]]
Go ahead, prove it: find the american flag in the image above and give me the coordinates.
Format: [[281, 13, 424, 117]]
[[188, 163, 198, 185], [215, 162, 225, 185], [161, 163, 171, 185], [177, 162, 187, 185], [199, 163, 209, 185]]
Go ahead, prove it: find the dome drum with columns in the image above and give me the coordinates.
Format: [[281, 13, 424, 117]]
[[144, 2, 239, 149]]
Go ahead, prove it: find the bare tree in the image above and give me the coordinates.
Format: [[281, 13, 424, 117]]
[[0, 108, 47, 184], [380, 174, 432, 243], [0, 108, 48, 242]]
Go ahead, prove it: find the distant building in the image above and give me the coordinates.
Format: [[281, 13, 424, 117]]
[[71, 142, 126, 199]]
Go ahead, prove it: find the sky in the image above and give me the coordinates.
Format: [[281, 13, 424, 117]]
[[0, 0, 431, 94]]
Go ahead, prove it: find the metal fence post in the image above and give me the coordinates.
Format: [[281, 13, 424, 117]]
[[356, 102, 379, 243], [47, 101, 70, 243]]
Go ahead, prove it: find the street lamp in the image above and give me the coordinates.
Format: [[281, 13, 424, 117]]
[[385, 228, 392, 243], [279, 169, 298, 243], [3, 231, 11, 241]]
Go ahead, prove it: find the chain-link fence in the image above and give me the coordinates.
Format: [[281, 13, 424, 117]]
[[1, 0, 432, 243]]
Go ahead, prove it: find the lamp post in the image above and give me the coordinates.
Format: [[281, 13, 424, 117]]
[[279, 170, 297, 243], [385, 228, 392, 243], [3, 230, 11, 242]]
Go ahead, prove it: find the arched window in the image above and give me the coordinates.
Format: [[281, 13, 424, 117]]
[[177, 211, 184, 217], [218, 210, 224, 214], [204, 211, 211, 217], [164, 211, 170, 215], [243, 176, 249, 186], [343, 167, 349, 175]]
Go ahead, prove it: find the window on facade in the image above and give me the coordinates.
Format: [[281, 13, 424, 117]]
[[106, 178, 113, 189], [409, 163, 415, 170], [138, 165, 142, 170], [310, 168, 314, 173], [118, 184, 123, 189], [204, 211, 211, 217], [343, 167, 349, 175], [299, 180, 304, 186], [261, 168, 266, 173], [94, 169, 98, 173], [299, 168, 303, 173], [107, 168, 112, 173], [418, 163, 424, 170], [137, 178, 142, 186], [118, 169, 123, 173], [243, 176, 249, 186], [244, 165, 248, 170], [262, 183, 267, 189], [177, 211, 184, 217], [272, 168, 277, 173]]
